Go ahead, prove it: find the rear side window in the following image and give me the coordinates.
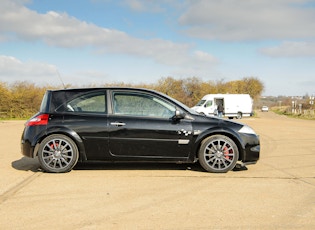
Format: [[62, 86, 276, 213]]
[[39, 91, 50, 112], [56, 92, 106, 114]]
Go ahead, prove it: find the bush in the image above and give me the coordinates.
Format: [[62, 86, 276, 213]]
[[0, 76, 265, 119]]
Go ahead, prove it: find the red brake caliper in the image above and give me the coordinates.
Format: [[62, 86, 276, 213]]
[[223, 146, 230, 159], [50, 142, 59, 151]]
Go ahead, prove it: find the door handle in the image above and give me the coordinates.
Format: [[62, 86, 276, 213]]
[[110, 122, 126, 127]]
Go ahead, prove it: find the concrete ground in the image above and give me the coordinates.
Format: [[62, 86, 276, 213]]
[[0, 111, 314, 229]]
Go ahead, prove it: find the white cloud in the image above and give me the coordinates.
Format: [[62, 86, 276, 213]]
[[0, 55, 112, 86], [260, 41, 315, 57], [123, 0, 154, 12], [179, 0, 315, 41], [0, 2, 118, 48], [122, 0, 179, 12], [193, 50, 218, 63], [0, 0, 217, 70], [0, 55, 57, 83]]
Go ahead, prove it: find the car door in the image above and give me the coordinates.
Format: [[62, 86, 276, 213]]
[[107, 90, 193, 159], [57, 90, 110, 160]]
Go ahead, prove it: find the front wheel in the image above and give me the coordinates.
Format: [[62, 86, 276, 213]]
[[38, 134, 79, 173], [198, 135, 239, 173]]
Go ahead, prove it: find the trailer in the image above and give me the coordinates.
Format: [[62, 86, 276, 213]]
[[191, 94, 253, 119]]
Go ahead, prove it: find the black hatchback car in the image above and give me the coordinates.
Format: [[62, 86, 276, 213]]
[[21, 87, 260, 173]]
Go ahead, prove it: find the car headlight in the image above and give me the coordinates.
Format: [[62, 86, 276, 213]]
[[238, 125, 257, 135]]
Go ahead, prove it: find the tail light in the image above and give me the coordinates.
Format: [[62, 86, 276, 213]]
[[25, 114, 49, 126]]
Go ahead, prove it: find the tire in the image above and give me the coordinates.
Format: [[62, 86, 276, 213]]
[[38, 134, 79, 173], [236, 112, 242, 119], [198, 135, 239, 173]]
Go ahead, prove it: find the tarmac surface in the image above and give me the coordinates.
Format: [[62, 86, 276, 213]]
[[0, 111, 314, 229]]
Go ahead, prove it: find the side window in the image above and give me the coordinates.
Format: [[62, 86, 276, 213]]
[[57, 92, 106, 113], [113, 92, 176, 118], [205, 100, 213, 107]]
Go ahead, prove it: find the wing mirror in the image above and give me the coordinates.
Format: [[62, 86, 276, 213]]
[[173, 110, 186, 120]]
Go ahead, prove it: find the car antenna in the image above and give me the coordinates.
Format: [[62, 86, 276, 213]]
[[56, 69, 66, 89]]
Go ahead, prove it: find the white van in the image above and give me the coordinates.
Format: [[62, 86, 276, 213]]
[[191, 94, 253, 119]]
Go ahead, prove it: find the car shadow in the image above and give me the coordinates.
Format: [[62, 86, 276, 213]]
[[11, 158, 247, 173], [11, 157, 41, 172], [73, 162, 207, 172], [74, 162, 248, 172], [11, 157, 206, 172]]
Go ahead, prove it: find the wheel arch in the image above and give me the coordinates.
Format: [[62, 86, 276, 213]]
[[237, 111, 243, 119], [34, 127, 87, 161], [192, 129, 245, 162]]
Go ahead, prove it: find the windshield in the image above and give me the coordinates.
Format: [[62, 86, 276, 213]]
[[195, 100, 206, 106], [158, 92, 200, 115]]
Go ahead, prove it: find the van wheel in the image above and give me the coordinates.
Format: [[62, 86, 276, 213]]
[[237, 112, 242, 119], [198, 135, 239, 173], [38, 134, 79, 173]]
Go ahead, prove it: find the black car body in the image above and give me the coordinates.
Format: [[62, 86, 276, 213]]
[[21, 87, 260, 173]]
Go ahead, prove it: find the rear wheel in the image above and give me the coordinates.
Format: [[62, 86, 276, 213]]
[[198, 135, 239, 173], [236, 112, 242, 119], [38, 134, 79, 173]]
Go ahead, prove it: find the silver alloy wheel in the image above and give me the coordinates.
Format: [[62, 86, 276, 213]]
[[199, 135, 238, 173], [38, 134, 78, 173]]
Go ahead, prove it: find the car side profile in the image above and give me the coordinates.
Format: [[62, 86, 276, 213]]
[[21, 87, 260, 173]]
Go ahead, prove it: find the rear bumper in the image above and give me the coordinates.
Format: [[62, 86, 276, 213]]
[[21, 140, 35, 158], [20, 125, 46, 158]]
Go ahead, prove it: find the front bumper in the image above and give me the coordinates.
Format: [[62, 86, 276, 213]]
[[243, 143, 260, 164]]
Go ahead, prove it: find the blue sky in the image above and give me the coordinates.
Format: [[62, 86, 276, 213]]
[[1, 0, 315, 96]]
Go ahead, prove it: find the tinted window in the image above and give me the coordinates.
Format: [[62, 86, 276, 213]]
[[40, 91, 50, 112], [56, 92, 106, 113], [113, 92, 175, 118]]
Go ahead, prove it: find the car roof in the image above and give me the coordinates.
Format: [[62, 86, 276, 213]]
[[48, 87, 156, 93]]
